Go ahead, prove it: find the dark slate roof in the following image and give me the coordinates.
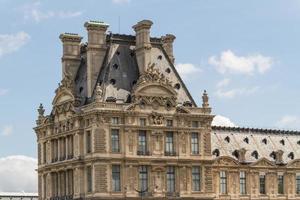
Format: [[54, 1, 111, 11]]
[[74, 34, 196, 106]]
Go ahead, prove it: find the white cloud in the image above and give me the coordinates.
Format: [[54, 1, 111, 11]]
[[0, 32, 30, 57], [112, 0, 131, 4], [175, 63, 202, 79], [215, 86, 259, 99], [0, 89, 8, 96], [276, 115, 300, 130], [1, 125, 13, 136], [212, 115, 236, 127], [22, 1, 82, 23], [216, 78, 230, 88], [209, 50, 273, 75], [0, 155, 37, 192]]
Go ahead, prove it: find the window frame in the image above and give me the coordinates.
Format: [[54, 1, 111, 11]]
[[111, 129, 120, 153], [296, 175, 300, 194], [166, 166, 175, 193], [139, 166, 148, 194], [86, 130, 92, 154], [278, 175, 284, 195], [239, 171, 246, 195], [86, 166, 92, 193], [259, 174, 266, 195], [165, 132, 174, 155], [191, 132, 199, 155], [138, 130, 147, 155], [112, 165, 121, 192], [220, 171, 227, 194], [192, 166, 201, 191]]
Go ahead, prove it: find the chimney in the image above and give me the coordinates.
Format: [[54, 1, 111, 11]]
[[275, 150, 284, 164], [84, 21, 109, 98], [132, 20, 153, 75], [162, 34, 176, 64], [59, 33, 82, 80], [238, 148, 247, 163]]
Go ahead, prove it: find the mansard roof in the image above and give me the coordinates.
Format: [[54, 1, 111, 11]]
[[74, 33, 196, 107], [212, 126, 300, 164]]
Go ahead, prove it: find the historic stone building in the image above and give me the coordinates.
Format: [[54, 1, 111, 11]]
[[34, 20, 300, 200]]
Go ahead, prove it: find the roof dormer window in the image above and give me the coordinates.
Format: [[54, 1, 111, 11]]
[[251, 150, 259, 159], [280, 139, 285, 146], [288, 152, 294, 160], [243, 137, 249, 144], [225, 136, 230, 143], [213, 149, 220, 157], [262, 138, 267, 144]]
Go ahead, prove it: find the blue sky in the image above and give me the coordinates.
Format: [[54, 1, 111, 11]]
[[0, 0, 300, 162]]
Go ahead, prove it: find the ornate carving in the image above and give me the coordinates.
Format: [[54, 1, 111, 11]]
[[202, 90, 209, 108], [149, 112, 164, 125], [95, 83, 103, 102]]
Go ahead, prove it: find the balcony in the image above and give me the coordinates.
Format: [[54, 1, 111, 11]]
[[137, 150, 150, 156], [164, 151, 177, 156]]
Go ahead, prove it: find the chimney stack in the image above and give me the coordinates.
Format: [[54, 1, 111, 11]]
[[84, 21, 109, 98], [132, 20, 153, 75], [59, 33, 82, 80], [162, 34, 176, 64]]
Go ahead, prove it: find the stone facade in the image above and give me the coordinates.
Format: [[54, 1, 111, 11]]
[[34, 20, 300, 200]]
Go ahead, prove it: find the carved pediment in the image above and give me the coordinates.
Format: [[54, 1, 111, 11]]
[[250, 157, 275, 167], [213, 156, 239, 166], [52, 88, 75, 106], [287, 159, 300, 168]]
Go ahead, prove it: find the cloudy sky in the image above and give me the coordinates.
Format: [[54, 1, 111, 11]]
[[0, 0, 300, 193]]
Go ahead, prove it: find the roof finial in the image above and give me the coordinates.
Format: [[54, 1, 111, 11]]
[[38, 103, 45, 117], [95, 83, 103, 102], [202, 90, 209, 108]]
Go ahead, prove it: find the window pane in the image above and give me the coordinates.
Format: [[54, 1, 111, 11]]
[[111, 129, 120, 152], [259, 175, 266, 194], [165, 132, 174, 154], [220, 171, 227, 194], [138, 131, 147, 154], [192, 167, 201, 191], [278, 175, 284, 194], [86, 131, 91, 153], [240, 171, 246, 194], [167, 166, 175, 192], [112, 165, 121, 191], [296, 176, 300, 194], [139, 166, 148, 194], [87, 166, 92, 192], [191, 132, 199, 154]]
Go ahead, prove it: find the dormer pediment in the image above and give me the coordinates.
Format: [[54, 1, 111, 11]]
[[213, 156, 239, 166], [52, 88, 75, 106], [250, 157, 275, 167]]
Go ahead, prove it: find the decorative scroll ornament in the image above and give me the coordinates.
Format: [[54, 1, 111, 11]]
[[136, 63, 173, 88]]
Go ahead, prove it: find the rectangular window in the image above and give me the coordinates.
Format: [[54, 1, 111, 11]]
[[87, 166, 92, 192], [138, 130, 147, 155], [140, 118, 146, 126], [240, 171, 246, 195], [86, 131, 91, 154], [191, 132, 199, 154], [112, 165, 121, 192], [278, 175, 284, 194], [165, 132, 174, 155], [220, 171, 227, 194], [111, 129, 120, 153], [139, 166, 148, 195], [166, 119, 173, 127], [259, 175, 266, 194], [43, 142, 47, 163], [111, 117, 119, 125], [296, 175, 300, 194], [192, 167, 201, 191], [192, 121, 199, 128], [166, 166, 175, 192]]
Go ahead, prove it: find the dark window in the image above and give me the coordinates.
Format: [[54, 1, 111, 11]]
[[113, 64, 119, 69], [116, 51, 120, 55], [140, 118, 146, 126], [278, 175, 284, 194], [243, 137, 249, 144], [165, 132, 174, 155], [251, 150, 259, 159], [110, 79, 116, 85], [288, 152, 294, 160], [111, 129, 120, 153], [165, 68, 171, 73], [225, 136, 230, 143], [192, 121, 199, 128], [192, 167, 201, 191], [166, 166, 175, 192], [157, 55, 162, 60], [191, 132, 199, 154], [138, 130, 147, 155], [220, 171, 227, 194], [166, 119, 173, 127], [87, 166, 92, 192], [112, 165, 121, 192], [240, 171, 246, 194], [259, 175, 266, 194], [262, 138, 267, 144], [213, 149, 220, 157], [139, 166, 148, 194], [174, 83, 180, 90], [280, 139, 285, 145], [111, 117, 119, 125], [296, 175, 300, 194], [86, 131, 91, 154]]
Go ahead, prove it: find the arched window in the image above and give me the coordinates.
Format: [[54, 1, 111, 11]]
[[251, 150, 259, 159], [213, 149, 220, 157]]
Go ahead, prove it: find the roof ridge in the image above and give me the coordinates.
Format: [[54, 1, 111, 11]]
[[212, 125, 300, 135]]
